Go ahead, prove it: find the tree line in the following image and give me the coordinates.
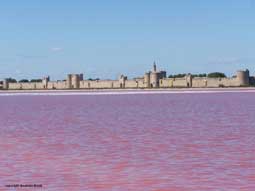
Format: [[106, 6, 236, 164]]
[[168, 72, 226, 78], [4, 78, 101, 83], [5, 78, 43, 83]]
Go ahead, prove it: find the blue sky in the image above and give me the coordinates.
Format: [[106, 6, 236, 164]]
[[0, 0, 255, 80]]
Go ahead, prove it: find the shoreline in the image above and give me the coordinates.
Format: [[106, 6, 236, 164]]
[[1, 87, 255, 95]]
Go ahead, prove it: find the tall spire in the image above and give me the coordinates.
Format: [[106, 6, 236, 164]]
[[153, 61, 157, 72]]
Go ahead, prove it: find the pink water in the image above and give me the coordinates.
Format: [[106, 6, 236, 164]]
[[0, 92, 254, 191]]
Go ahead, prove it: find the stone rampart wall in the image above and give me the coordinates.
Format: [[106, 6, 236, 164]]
[[172, 78, 188, 87], [160, 78, 173, 88], [137, 80, 146, 88], [80, 80, 117, 89], [192, 77, 240, 88], [8, 82, 44, 90], [47, 81, 67, 89], [3, 75, 251, 90], [192, 78, 207, 88], [206, 78, 222, 87], [125, 80, 138, 88], [79, 81, 90, 89], [219, 78, 239, 87]]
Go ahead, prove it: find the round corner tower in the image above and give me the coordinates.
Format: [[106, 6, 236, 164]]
[[236, 69, 249, 86], [66, 74, 72, 89], [149, 62, 160, 88], [72, 74, 80, 89], [150, 72, 160, 88], [144, 72, 150, 88], [3, 79, 9, 89]]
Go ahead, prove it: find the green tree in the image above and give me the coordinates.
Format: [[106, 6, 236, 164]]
[[30, 79, 42, 82], [207, 72, 226, 78], [19, 79, 29, 83], [168, 74, 186, 78], [199, 73, 207, 77], [88, 78, 100, 81], [6, 78, 17, 83], [169, 73, 207, 78], [191, 74, 207, 77]]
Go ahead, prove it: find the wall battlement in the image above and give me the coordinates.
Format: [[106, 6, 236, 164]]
[[1, 64, 254, 90]]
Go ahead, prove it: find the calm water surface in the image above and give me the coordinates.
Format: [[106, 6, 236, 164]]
[[0, 92, 254, 191]]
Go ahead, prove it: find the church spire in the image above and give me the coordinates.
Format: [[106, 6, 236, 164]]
[[153, 61, 157, 72]]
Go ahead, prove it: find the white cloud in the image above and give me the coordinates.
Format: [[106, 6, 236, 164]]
[[50, 47, 64, 52]]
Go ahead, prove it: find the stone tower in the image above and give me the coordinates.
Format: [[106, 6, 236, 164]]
[[42, 76, 50, 89], [72, 74, 80, 89], [79, 74, 84, 81], [119, 75, 127, 88], [3, 79, 9, 89], [66, 74, 81, 89], [236, 69, 250, 86], [185, 74, 192, 87], [153, 62, 157, 72], [150, 62, 160, 88], [144, 72, 150, 88], [66, 74, 72, 89]]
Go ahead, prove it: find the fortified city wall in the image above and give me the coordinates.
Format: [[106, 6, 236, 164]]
[[1, 64, 254, 90]]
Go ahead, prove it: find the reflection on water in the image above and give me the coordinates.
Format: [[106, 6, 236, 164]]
[[0, 92, 255, 191]]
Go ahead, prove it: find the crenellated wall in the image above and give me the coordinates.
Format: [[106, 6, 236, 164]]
[[8, 82, 44, 90], [82, 80, 115, 89], [192, 78, 207, 88], [160, 78, 173, 88], [1, 66, 253, 90], [192, 77, 241, 88], [172, 78, 188, 88], [125, 80, 139, 88], [47, 81, 67, 89], [137, 79, 146, 88]]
